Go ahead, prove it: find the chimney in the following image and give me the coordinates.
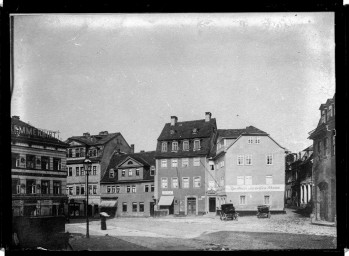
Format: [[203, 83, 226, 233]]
[[99, 131, 108, 135], [171, 116, 178, 126], [83, 132, 90, 137], [131, 144, 135, 153], [140, 150, 145, 153], [205, 112, 212, 122], [12, 116, 20, 120]]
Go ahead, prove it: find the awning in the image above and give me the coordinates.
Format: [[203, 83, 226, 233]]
[[100, 200, 117, 207], [158, 196, 174, 206]]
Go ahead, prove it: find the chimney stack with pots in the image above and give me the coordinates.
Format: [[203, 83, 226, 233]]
[[205, 112, 212, 122], [12, 116, 20, 120], [131, 144, 135, 153], [171, 116, 178, 126], [83, 132, 90, 137]]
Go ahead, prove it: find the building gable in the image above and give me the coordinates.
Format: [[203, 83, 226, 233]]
[[118, 156, 143, 168]]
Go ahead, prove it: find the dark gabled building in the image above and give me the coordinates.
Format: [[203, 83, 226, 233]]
[[11, 116, 69, 217], [65, 131, 132, 217], [100, 151, 156, 217], [308, 94, 336, 222], [154, 112, 218, 216]]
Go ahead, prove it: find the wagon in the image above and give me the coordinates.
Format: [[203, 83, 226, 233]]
[[220, 204, 239, 221], [257, 205, 271, 218]]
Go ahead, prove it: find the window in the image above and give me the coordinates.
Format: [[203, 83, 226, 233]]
[[267, 154, 273, 165], [150, 167, 155, 176], [332, 134, 335, 156], [145, 185, 149, 192], [128, 169, 133, 176], [182, 158, 189, 167], [151, 185, 154, 192], [80, 167, 85, 176], [266, 175, 273, 185], [161, 178, 168, 189], [317, 141, 322, 155], [193, 158, 200, 166], [239, 195, 246, 205], [248, 137, 253, 144], [12, 179, 20, 194], [327, 106, 332, 119], [76, 186, 80, 195], [26, 155, 36, 169], [172, 159, 178, 167], [183, 141, 189, 151], [245, 155, 252, 165], [237, 155, 244, 165], [161, 142, 167, 152], [121, 170, 125, 177], [127, 161, 133, 165], [122, 203, 127, 212], [88, 185, 92, 195], [208, 181, 215, 188], [193, 177, 201, 188], [161, 159, 167, 168], [182, 177, 189, 188], [132, 185, 136, 193], [321, 110, 326, 123], [68, 167, 72, 176], [127, 186, 131, 193], [255, 137, 260, 144], [67, 186, 73, 195], [139, 203, 144, 212], [136, 169, 140, 176], [220, 161, 225, 168], [53, 158, 61, 171], [76, 167, 79, 176], [264, 195, 270, 205], [132, 203, 137, 212], [245, 176, 252, 185], [81, 185, 85, 195], [172, 177, 178, 188], [68, 148, 73, 158], [220, 177, 225, 186], [194, 140, 200, 150], [93, 166, 97, 175], [26, 180, 36, 194], [41, 180, 50, 194], [75, 148, 80, 158], [116, 186, 120, 193], [11, 153, 20, 168], [107, 186, 111, 193], [109, 170, 114, 178], [41, 156, 50, 170], [80, 148, 85, 158], [324, 137, 328, 155], [210, 162, 214, 170], [172, 141, 178, 151], [93, 185, 97, 194], [237, 176, 244, 185]]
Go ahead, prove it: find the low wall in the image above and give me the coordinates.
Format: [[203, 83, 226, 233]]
[[154, 209, 168, 217]]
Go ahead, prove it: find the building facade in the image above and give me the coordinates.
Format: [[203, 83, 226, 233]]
[[213, 126, 286, 212], [65, 131, 132, 217], [11, 116, 68, 217], [308, 94, 336, 222], [101, 151, 156, 217], [155, 112, 218, 216]]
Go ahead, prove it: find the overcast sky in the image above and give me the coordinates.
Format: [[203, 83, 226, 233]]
[[11, 13, 335, 153]]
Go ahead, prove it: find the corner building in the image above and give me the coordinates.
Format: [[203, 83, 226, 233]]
[[155, 112, 217, 216]]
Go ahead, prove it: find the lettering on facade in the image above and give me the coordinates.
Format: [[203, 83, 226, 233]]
[[11, 124, 59, 139], [226, 184, 285, 192], [206, 189, 217, 195], [162, 191, 173, 195]]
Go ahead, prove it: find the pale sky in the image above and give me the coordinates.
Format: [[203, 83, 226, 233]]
[[11, 13, 335, 153]]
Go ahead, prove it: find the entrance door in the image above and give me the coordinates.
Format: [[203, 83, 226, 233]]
[[209, 197, 216, 212], [52, 205, 57, 216], [320, 189, 328, 220], [187, 197, 196, 215], [149, 202, 155, 217]]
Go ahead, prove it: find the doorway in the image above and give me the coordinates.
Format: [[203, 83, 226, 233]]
[[209, 197, 216, 212], [187, 197, 196, 215], [149, 202, 155, 216]]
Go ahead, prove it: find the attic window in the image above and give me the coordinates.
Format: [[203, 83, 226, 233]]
[[192, 128, 198, 134], [170, 130, 175, 135], [109, 169, 115, 178], [128, 161, 133, 165]]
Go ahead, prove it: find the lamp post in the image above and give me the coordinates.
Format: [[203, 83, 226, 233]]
[[83, 155, 92, 238]]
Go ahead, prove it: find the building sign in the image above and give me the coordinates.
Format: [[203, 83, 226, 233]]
[[162, 191, 173, 195], [226, 184, 285, 193], [11, 124, 59, 139], [206, 189, 217, 195]]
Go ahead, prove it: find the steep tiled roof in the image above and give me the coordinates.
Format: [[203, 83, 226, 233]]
[[11, 117, 68, 147], [101, 151, 156, 183], [218, 129, 245, 138], [242, 126, 268, 135], [157, 118, 217, 140], [67, 133, 121, 146]]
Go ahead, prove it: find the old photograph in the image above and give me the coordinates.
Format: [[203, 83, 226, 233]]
[[10, 13, 336, 250]]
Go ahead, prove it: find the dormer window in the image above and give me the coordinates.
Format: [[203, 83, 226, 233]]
[[172, 141, 178, 152], [170, 130, 175, 135], [183, 141, 189, 151], [109, 169, 114, 178], [161, 142, 167, 152], [321, 110, 326, 123], [194, 140, 200, 151], [127, 161, 133, 165], [327, 105, 332, 119], [192, 128, 198, 134], [150, 167, 155, 176]]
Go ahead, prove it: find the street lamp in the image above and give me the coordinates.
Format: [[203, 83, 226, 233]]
[[83, 156, 92, 238]]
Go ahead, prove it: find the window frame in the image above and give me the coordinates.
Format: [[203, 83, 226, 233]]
[[193, 158, 200, 167], [244, 176, 252, 185], [150, 167, 155, 176], [237, 176, 244, 185], [266, 154, 273, 165], [132, 185, 136, 193], [239, 195, 246, 205], [93, 166, 97, 176], [183, 140, 189, 151], [237, 155, 244, 165], [171, 159, 178, 168], [161, 142, 167, 152], [193, 139, 200, 151], [128, 169, 133, 177], [136, 169, 140, 176], [193, 176, 201, 188], [151, 185, 154, 192], [126, 185, 131, 193], [182, 177, 190, 188], [245, 155, 252, 165], [161, 159, 167, 168], [68, 167, 72, 176], [139, 202, 144, 212], [121, 170, 125, 177], [266, 175, 273, 185], [144, 185, 149, 192], [171, 177, 179, 189], [109, 169, 115, 178], [122, 202, 127, 212], [132, 202, 137, 212], [255, 137, 260, 144], [264, 195, 271, 205], [172, 141, 178, 152], [248, 137, 253, 144], [182, 158, 189, 167], [161, 177, 168, 189]]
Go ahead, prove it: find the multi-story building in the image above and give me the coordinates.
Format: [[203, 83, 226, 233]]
[[285, 152, 296, 206], [155, 112, 218, 216], [308, 94, 336, 222], [11, 116, 68, 216], [213, 126, 286, 213], [100, 150, 156, 217], [65, 131, 132, 217]]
